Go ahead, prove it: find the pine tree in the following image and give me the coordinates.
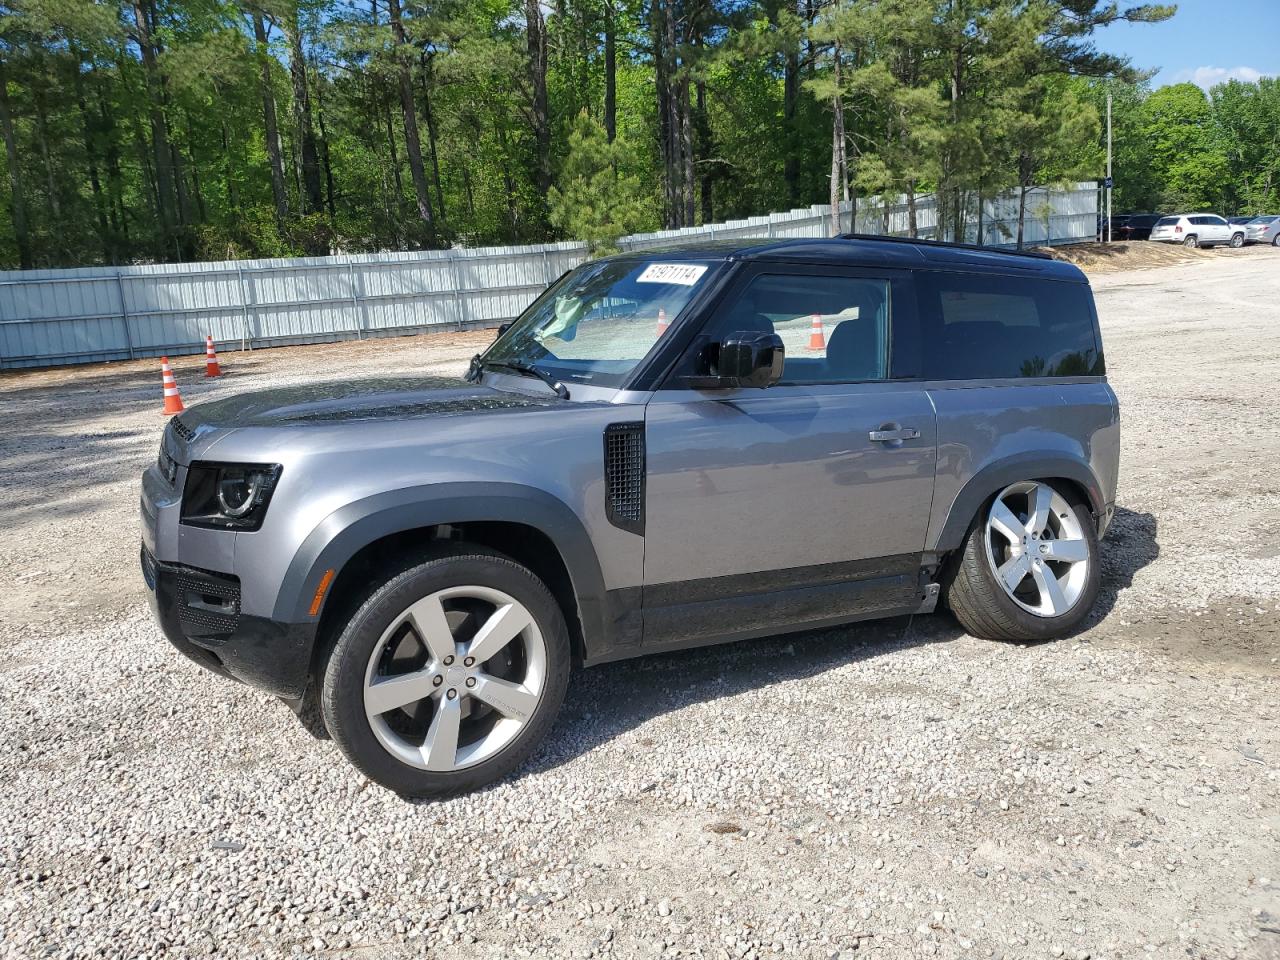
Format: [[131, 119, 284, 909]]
[[548, 110, 646, 254]]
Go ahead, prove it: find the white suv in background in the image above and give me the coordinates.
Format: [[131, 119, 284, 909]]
[[1150, 213, 1246, 248]]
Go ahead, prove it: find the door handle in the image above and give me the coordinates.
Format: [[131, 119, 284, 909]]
[[869, 427, 920, 442]]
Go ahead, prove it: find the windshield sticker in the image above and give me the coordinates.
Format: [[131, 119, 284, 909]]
[[636, 263, 707, 286]]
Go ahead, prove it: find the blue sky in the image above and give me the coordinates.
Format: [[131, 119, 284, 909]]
[[1094, 0, 1280, 89]]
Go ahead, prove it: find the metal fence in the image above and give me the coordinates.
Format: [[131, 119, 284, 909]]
[[0, 181, 1097, 370]]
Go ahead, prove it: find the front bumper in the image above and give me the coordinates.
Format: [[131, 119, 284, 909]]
[[143, 546, 317, 699]]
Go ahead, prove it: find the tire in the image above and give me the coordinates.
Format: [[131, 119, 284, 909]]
[[1182, 234, 1199, 248], [1230, 232, 1244, 248], [321, 547, 571, 798], [1272, 234, 1280, 247], [943, 480, 1101, 643]]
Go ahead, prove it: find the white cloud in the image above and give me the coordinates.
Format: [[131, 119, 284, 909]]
[[1169, 65, 1272, 90]]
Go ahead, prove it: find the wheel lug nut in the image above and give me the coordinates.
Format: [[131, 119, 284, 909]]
[[433, 675, 443, 686], [443, 655, 454, 666], [446, 689, 457, 700], [465, 677, 476, 688], [464, 657, 475, 667]]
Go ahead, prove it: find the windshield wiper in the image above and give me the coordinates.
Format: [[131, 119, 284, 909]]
[[477, 359, 570, 400]]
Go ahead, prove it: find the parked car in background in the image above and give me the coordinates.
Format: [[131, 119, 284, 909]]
[[1228, 216, 1256, 227], [1100, 215, 1129, 240], [1244, 215, 1280, 246], [1100, 214, 1163, 241], [1116, 213, 1163, 240], [1150, 214, 1246, 248]]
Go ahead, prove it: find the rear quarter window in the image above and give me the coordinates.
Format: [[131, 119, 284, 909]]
[[918, 272, 1103, 381]]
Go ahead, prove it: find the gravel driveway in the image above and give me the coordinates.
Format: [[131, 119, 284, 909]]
[[2, 249, 1278, 960]]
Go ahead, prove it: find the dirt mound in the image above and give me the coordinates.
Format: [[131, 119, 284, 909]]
[[1038, 240, 1221, 273]]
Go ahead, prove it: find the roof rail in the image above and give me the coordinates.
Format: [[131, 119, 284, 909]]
[[837, 233, 1053, 261]]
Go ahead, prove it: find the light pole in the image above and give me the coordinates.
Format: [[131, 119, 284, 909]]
[[1106, 92, 1113, 243]]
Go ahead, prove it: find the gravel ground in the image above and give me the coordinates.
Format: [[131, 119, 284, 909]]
[[2, 248, 1278, 960]]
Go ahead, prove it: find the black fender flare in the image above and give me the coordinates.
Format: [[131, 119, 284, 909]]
[[933, 452, 1106, 554], [274, 482, 609, 651]]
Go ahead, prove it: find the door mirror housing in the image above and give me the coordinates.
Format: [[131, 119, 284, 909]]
[[707, 331, 785, 389]]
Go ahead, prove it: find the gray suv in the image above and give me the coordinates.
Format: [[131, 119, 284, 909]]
[[141, 236, 1119, 797]]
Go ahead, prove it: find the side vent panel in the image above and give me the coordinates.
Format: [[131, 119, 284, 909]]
[[604, 422, 645, 535]]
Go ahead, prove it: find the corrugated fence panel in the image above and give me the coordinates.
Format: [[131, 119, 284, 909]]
[[0, 183, 1096, 369]]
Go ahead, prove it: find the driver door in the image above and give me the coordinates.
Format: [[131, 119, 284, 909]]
[[640, 264, 938, 648]]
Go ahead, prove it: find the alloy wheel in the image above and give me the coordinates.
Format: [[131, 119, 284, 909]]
[[362, 585, 547, 772], [984, 481, 1090, 618]]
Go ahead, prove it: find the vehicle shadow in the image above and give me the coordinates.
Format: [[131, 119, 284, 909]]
[[1088, 505, 1160, 628], [514, 611, 962, 786], [507, 504, 1160, 787]]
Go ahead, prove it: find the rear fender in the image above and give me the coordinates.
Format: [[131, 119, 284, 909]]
[[932, 453, 1105, 554]]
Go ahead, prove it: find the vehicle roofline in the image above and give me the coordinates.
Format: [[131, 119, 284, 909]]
[[835, 232, 1052, 260], [597, 235, 1085, 277]]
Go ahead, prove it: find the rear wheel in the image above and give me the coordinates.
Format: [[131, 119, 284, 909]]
[[321, 549, 570, 798], [945, 480, 1100, 642], [1182, 234, 1199, 248], [1272, 233, 1280, 247]]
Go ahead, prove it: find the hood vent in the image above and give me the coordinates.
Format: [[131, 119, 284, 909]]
[[604, 422, 645, 535]]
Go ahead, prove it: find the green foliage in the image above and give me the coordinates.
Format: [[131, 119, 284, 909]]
[[548, 111, 648, 254], [1210, 77, 1280, 215], [1141, 83, 1231, 210], [0, 0, 1257, 270]]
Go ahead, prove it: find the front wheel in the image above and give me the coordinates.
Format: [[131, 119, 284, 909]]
[[944, 480, 1101, 642], [1230, 232, 1245, 248], [321, 549, 571, 798]]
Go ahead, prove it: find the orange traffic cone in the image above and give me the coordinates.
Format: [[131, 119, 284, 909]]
[[808, 314, 826, 351], [204, 335, 222, 378], [656, 307, 669, 336], [160, 357, 185, 416]]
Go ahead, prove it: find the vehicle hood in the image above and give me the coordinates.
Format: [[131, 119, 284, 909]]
[[177, 376, 562, 431]]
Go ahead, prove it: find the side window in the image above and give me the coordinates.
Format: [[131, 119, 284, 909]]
[[1208, 216, 1228, 226], [919, 272, 1102, 380], [704, 273, 892, 384]]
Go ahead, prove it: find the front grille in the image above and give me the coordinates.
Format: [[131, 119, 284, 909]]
[[604, 422, 645, 535]]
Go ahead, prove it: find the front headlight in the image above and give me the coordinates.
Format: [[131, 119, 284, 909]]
[[181, 462, 281, 531]]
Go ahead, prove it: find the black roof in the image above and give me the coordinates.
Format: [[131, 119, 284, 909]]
[[612, 234, 1086, 280]]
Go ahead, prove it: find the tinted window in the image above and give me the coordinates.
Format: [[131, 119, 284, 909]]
[[1154, 217, 1179, 227], [919, 272, 1102, 380], [703, 273, 891, 383], [1207, 216, 1228, 226]]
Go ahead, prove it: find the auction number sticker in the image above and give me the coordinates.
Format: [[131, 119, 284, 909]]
[[636, 263, 707, 285]]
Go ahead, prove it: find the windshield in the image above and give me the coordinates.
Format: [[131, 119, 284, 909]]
[[483, 258, 719, 388]]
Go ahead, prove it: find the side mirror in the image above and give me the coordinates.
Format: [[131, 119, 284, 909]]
[[718, 331, 785, 388]]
